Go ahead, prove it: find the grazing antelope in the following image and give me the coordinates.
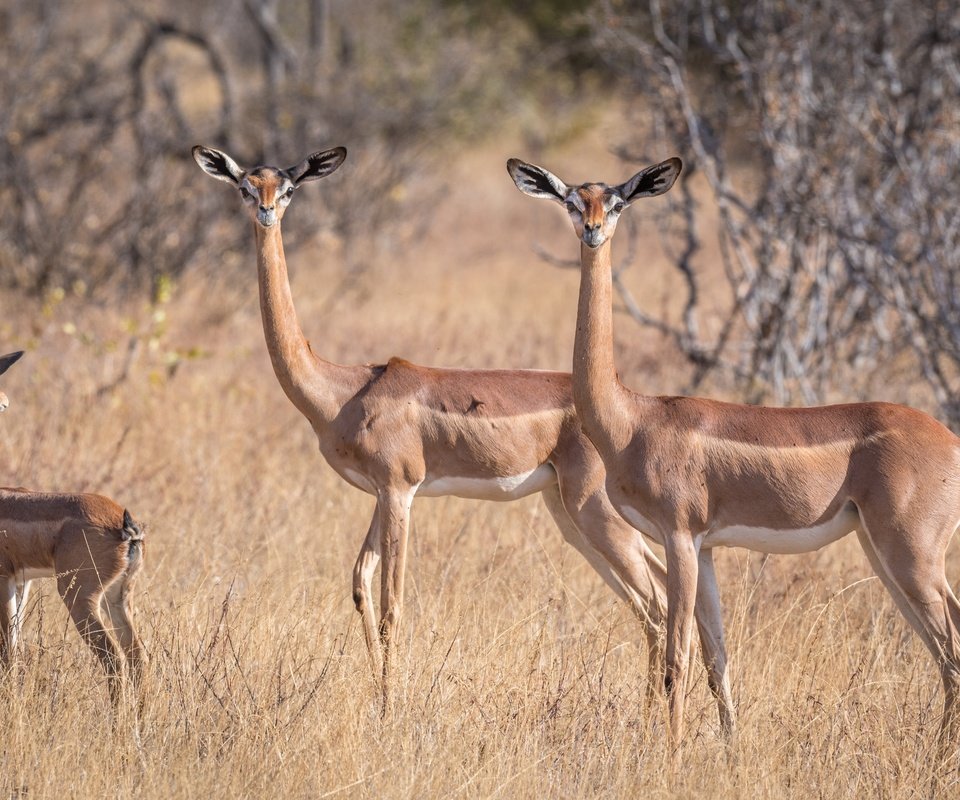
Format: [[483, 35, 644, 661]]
[[509, 154, 960, 757], [0, 488, 146, 710], [193, 144, 726, 712], [0, 351, 24, 412]]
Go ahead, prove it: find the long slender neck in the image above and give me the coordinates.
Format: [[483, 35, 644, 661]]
[[254, 223, 345, 425], [572, 240, 632, 453]]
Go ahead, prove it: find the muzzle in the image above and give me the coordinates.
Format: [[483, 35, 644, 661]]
[[582, 229, 604, 248]]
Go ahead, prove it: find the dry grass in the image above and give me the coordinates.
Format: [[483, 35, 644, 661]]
[[0, 124, 956, 798]]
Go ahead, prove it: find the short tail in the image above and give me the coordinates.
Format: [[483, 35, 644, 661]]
[[121, 508, 145, 570]]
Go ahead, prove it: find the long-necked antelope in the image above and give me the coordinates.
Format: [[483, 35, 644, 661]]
[[509, 154, 960, 760], [0, 488, 146, 710], [0, 351, 24, 413], [193, 144, 726, 713]]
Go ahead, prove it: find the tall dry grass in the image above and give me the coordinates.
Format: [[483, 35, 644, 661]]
[[0, 125, 956, 798]]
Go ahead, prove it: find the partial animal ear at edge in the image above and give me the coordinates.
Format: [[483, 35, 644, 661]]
[[0, 350, 24, 376], [287, 147, 348, 185], [506, 158, 569, 203], [192, 145, 244, 185], [617, 157, 683, 203]]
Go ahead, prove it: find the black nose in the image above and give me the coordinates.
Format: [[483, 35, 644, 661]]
[[259, 204, 274, 213], [584, 221, 600, 232]]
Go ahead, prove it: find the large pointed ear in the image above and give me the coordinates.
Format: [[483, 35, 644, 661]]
[[192, 146, 244, 185], [0, 351, 23, 377], [506, 159, 570, 204], [287, 147, 347, 185], [616, 157, 682, 204]]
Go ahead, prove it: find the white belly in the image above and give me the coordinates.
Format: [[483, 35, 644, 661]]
[[13, 566, 54, 582], [619, 502, 860, 555], [417, 465, 555, 500], [703, 505, 860, 554]]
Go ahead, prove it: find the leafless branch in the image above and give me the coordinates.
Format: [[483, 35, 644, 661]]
[[591, 0, 960, 423]]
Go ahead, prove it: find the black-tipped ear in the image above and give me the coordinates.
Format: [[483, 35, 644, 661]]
[[506, 158, 569, 203], [616, 157, 683, 204], [192, 145, 244, 185], [0, 351, 23, 377], [287, 147, 347, 185]]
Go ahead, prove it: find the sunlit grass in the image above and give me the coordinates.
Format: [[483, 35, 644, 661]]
[[1, 134, 955, 798]]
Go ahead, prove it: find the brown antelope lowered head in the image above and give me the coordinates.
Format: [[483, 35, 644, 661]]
[[192, 146, 348, 228], [507, 157, 682, 248], [0, 351, 24, 413]]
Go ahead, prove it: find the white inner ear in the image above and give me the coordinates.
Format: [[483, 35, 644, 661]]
[[289, 153, 338, 184], [540, 170, 568, 200], [619, 161, 678, 201], [288, 161, 309, 183], [619, 172, 647, 201], [198, 149, 243, 184], [509, 160, 569, 202], [222, 155, 243, 182]]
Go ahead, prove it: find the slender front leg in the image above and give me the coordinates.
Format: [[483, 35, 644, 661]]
[[0, 577, 14, 667], [695, 548, 735, 741], [664, 532, 699, 761], [352, 503, 383, 679], [377, 485, 416, 715]]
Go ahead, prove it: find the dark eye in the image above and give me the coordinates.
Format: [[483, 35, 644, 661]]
[[565, 200, 578, 213], [240, 187, 252, 200], [285, 186, 294, 197], [612, 201, 624, 214]]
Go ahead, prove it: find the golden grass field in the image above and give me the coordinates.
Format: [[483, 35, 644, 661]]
[[1, 119, 957, 798]]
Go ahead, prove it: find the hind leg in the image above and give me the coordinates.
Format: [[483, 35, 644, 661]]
[[352, 504, 383, 679], [542, 483, 666, 709], [0, 576, 14, 667], [858, 517, 960, 757], [938, 586, 960, 754], [696, 548, 736, 740], [58, 575, 124, 707], [542, 484, 664, 622], [101, 576, 146, 702]]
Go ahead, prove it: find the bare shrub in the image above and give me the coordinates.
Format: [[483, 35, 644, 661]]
[[0, 0, 519, 298], [590, 0, 960, 422]]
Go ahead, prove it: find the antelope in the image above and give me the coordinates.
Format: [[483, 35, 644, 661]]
[[0, 351, 23, 412], [0, 490, 146, 710], [1, 352, 145, 710], [508, 154, 960, 758], [193, 144, 727, 712]]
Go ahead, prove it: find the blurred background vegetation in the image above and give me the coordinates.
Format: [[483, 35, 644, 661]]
[[1, 0, 958, 421]]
